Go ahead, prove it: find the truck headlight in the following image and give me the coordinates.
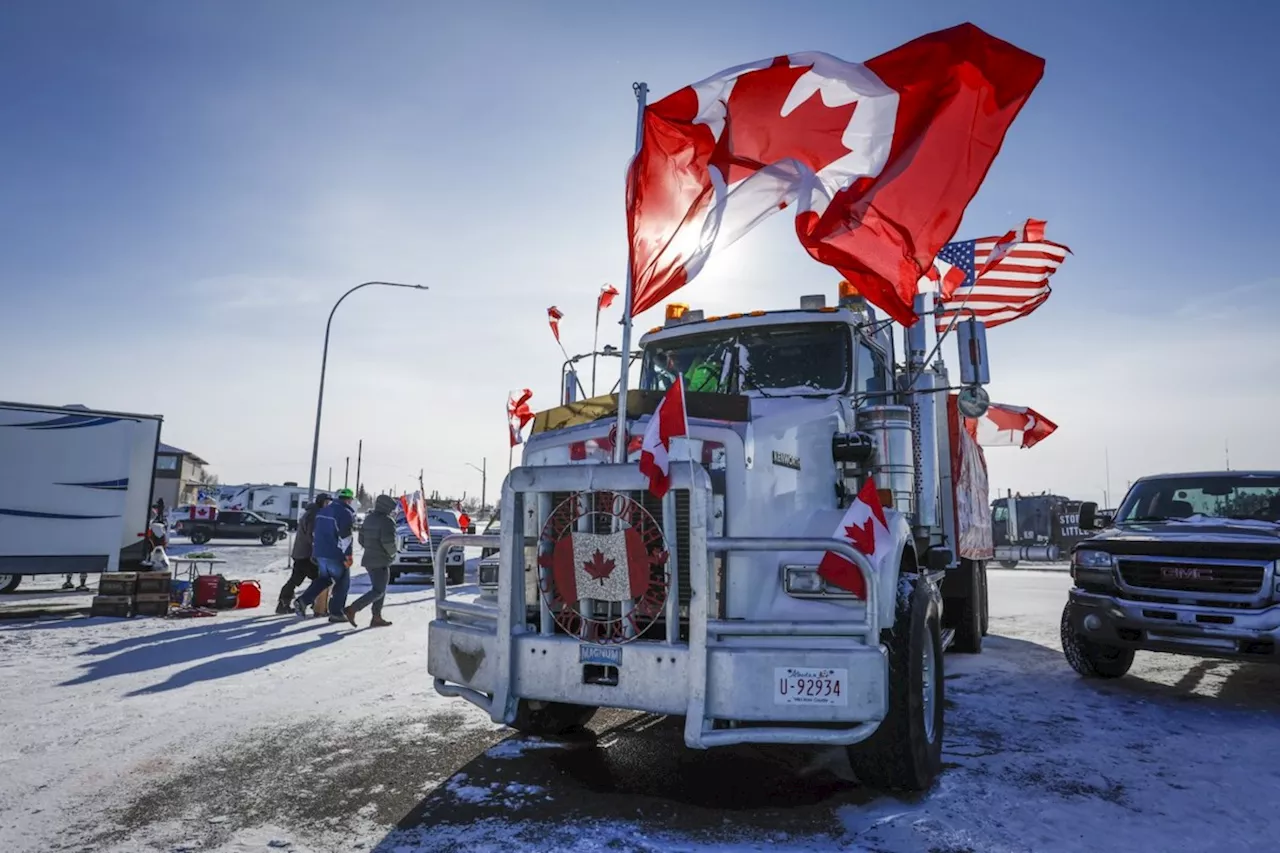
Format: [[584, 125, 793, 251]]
[[1073, 549, 1113, 569], [783, 565, 860, 598]]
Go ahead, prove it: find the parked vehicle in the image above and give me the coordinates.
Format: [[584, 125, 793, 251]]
[[1062, 470, 1280, 678], [174, 509, 288, 546], [390, 510, 465, 585], [428, 285, 994, 792], [0, 401, 162, 594], [991, 492, 1098, 568], [215, 483, 319, 530]]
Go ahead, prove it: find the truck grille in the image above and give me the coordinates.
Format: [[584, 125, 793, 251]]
[[1117, 560, 1265, 596], [402, 531, 446, 554]]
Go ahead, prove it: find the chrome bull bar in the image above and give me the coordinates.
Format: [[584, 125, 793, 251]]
[[428, 463, 884, 748]]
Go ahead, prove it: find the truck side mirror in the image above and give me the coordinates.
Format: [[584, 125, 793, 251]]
[[1079, 502, 1098, 530], [956, 317, 990, 386]]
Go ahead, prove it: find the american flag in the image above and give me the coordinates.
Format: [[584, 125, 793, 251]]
[[930, 234, 1070, 333]]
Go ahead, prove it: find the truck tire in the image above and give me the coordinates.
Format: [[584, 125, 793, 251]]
[[388, 571, 401, 584], [259, 531, 277, 546], [999, 560, 1018, 569], [948, 559, 983, 654], [0, 574, 21, 594], [979, 563, 989, 637], [846, 575, 944, 792], [510, 699, 597, 736], [446, 565, 464, 586], [1060, 603, 1133, 679], [189, 530, 211, 545]]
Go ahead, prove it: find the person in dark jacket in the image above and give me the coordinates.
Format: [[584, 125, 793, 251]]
[[276, 493, 330, 614], [294, 488, 356, 622], [343, 494, 399, 627]]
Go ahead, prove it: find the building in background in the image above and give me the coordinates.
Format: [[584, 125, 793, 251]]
[[152, 443, 211, 507]]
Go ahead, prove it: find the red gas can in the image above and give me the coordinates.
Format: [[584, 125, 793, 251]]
[[235, 580, 261, 609]]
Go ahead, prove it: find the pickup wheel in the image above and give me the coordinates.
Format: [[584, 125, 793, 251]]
[[446, 565, 464, 586], [0, 574, 21, 594], [388, 571, 402, 585], [1061, 602, 1133, 678], [259, 531, 277, 546], [510, 699, 597, 736], [846, 575, 944, 792], [999, 560, 1018, 569], [189, 530, 211, 546]]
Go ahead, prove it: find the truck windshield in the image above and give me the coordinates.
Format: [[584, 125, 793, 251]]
[[640, 323, 850, 395], [1116, 475, 1280, 524]]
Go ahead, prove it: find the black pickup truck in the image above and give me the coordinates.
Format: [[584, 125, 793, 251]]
[[1061, 470, 1280, 678], [174, 510, 288, 546]]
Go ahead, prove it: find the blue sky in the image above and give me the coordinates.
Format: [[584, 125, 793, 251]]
[[2, 0, 1276, 504]]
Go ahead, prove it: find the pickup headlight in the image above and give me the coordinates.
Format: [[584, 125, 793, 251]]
[[1073, 549, 1113, 569]]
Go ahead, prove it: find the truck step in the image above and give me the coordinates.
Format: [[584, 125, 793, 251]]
[[940, 627, 956, 652]]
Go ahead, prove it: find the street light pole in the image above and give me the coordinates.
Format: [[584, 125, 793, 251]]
[[307, 281, 428, 503], [465, 458, 487, 513]]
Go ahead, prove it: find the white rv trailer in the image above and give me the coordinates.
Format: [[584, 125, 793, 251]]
[[0, 401, 162, 593]]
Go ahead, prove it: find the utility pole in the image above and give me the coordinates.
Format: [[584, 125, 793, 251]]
[[466, 458, 487, 513], [328, 467, 332, 490], [344, 456, 350, 489], [1104, 448, 1112, 510], [1225, 438, 1231, 470], [355, 439, 363, 499]]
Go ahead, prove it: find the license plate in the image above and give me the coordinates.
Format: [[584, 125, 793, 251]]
[[775, 667, 848, 706], [579, 644, 622, 667]]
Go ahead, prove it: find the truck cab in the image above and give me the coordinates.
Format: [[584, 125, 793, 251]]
[[1061, 470, 1280, 677], [428, 286, 994, 792]]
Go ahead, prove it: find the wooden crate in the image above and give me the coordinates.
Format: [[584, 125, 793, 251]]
[[98, 572, 138, 597], [134, 572, 171, 596], [133, 594, 172, 617], [90, 595, 132, 618]]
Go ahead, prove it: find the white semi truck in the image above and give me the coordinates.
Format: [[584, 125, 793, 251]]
[[0, 401, 163, 594], [428, 284, 994, 791]]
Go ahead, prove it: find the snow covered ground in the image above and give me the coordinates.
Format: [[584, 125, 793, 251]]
[[3, 554, 1280, 853]]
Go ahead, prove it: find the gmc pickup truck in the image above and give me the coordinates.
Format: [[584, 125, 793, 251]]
[[1061, 470, 1280, 678], [174, 510, 289, 546]]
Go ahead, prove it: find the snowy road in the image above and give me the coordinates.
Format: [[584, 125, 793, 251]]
[[3, 556, 1280, 852]]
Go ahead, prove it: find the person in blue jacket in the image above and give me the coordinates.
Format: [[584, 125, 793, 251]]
[[293, 488, 356, 622]]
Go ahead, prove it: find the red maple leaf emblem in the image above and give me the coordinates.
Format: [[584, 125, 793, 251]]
[[985, 406, 1031, 434], [709, 57, 859, 187], [582, 550, 616, 583], [844, 518, 877, 556]]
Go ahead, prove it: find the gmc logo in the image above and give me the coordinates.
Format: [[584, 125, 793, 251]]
[[1160, 566, 1211, 581]]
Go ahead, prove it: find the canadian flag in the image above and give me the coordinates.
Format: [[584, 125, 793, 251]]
[[597, 284, 619, 312], [977, 217, 1046, 280], [546, 306, 563, 343], [965, 403, 1057, 449], [401, 491, 429, 544], [818, 477, 891, 598], [638, 376, 689, 498], [546, 528, 653, 606], [626, 23, 1044, 326], [455, 500, 471, 532], [508, 388, 534, 447]]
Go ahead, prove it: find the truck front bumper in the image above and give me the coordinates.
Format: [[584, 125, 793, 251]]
[[1068, 589, 1280, 662]]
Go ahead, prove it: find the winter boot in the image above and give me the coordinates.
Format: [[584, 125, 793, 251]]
[[370, 616, 393, 628], [293, 598, 308, 618], [342, 605, 358, 627], [276, 599, 293, 615], [61, 580, 74, 590]]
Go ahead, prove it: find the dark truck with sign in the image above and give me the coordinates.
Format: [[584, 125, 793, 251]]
[[1061, 471, 1280, 677], [174, 510, 288, 546], [990, 493, 1097, 568]]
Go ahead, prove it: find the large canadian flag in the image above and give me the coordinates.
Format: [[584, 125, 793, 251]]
[[626, 23, 1044, 326], [638, 376, 689, 498], [401, 491, 430, 544], [966, 403, 1057, 449], [818, 477, 892, 598], [548, 528, 653, 606]]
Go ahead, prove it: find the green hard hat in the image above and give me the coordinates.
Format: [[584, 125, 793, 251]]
[[338, 488, 355, 499]]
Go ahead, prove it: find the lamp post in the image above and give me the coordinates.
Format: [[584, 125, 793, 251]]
[[465, 458, 487, 513], [307, 281, 428, 502]]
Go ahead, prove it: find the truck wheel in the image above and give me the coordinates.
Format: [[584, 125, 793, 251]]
[[846, 575, 944, 792], [1060, 603, 1133, 678], [999, 560, 1018, 569], [446, 565, 464, 586], [979, 563, 989, 637], [259, 531, 277, 546], [0, 574, 21, 594], [389, 571, 402, 584], [189, 531, 211, 545], [510, 699, 597, 736], [948, 560, 983, 654]]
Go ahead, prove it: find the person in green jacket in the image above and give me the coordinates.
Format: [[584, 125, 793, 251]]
[[344, 494, 398, 627]]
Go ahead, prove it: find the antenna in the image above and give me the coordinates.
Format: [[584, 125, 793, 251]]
[[1104, 447, 1111, 510], [1225, 438, 1230, 471]]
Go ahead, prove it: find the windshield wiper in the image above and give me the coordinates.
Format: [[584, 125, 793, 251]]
[[736, 365, 775, 398]]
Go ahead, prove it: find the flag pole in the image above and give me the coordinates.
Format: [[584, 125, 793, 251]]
[[614, 81, 649, 465], [592, 296, 601, 397]]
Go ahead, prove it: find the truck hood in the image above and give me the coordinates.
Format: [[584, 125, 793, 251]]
[[1084, 519, 1280, 562]]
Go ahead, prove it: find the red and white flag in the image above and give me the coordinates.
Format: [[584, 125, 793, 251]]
[[508, 388, 534, 447], [401, 491, 429, 544], [817, 477, 891, 598], [965, 403, 1057, 449], [979, 217, 1046, 280], [638, 376, 689, 498], [454, 500, 471, 532], [597, 284, 619, 312], [625, 23, 1044, 326], [546, 306, 563, 343]]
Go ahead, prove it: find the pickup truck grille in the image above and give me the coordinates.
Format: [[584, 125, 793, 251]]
[[401, 531, 447, 554], [1117, 559, 1265, 596]]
